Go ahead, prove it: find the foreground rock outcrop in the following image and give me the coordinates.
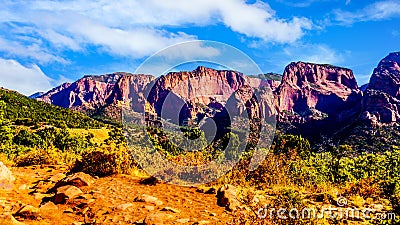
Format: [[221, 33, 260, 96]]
[[1, 165, 234, 225]]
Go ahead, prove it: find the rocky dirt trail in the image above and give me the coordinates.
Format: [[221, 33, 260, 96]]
[[0, 165, 235, 225]]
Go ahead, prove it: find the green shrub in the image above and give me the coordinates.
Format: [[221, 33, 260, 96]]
[[289, 152, 334, 186], [273, 134, 311, 160]]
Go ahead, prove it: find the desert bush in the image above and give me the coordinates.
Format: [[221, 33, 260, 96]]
[[274, 187, 305, 209], [343, 177, 384, 199], [0, 153, 14, 167], [273, 134, 311, 160], [71, 144, 134, 177], [15, 147, 63, 166], [246, 152, 289, 188]]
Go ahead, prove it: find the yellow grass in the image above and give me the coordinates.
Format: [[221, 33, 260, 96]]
[[69, 127, 110, 144]]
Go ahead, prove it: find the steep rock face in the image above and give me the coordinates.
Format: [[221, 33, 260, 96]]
[[276, 62, 362, 124], [143, 67, 276, 143], [38, 68, 278, 124], [363, 52, 400, 123], [146, 66, 251, 121], [39, 72, 152, 111], [39, 82, 72, 107], [107, 74, 155, 112], [247, 77, 281, 91]]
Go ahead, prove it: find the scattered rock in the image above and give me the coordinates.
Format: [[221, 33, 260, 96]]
[[140, 176, 160, 185], [144, 205, 155, 211], [144, 212, 174, 225], [0, 214, 26, 225], [14, 205, 40, 219], [39, 201, 58, 211], [33, 180, 53, 193], [116, 203, 133, 211], [54, 172, 94, 189], [33, 193, 53, 200], [196, 187, 217, 194], [135, 194, 163, 206], [134, 219, 145, 224], [64, 208, 74, 213], [209, 213, 216, 217], [176, 218, 190, 223], [0, 161, 15, 189], [48, 173, 66, 183], [18, 184, 28, 190], [54, 185, 83, 204], [193, 220, 210, 225], [161, 206, 181, 213], [216, 184, 240, 211]]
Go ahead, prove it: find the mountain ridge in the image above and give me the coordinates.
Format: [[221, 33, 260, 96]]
[[31, 52, 400, 138]]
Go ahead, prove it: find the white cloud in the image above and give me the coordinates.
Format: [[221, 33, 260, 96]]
[[275, 0, 331, 8], [266, 43, 347, 72], [39, 29, 81, 51], [0, 0, 312, 62], [334, 0, 400, 25], [0, 58, 54, 95], [157, 41, 221, 61], [283, 44, 345, 65], [0, 36, 68, 64]]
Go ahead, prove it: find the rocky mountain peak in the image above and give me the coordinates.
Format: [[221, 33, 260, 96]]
[[39, 73, 154, 111], [276, 62, 362, 127], [381, 52, 400, 63], [363, 52, 400, 124], [82, 72, 130, 84], [281, 62, 358, 90]]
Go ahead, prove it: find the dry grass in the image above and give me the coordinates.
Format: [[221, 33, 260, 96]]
[[69, 127, 109, 144]]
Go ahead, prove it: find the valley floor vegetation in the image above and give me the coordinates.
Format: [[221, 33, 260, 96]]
[[1, 89, 400, 224]]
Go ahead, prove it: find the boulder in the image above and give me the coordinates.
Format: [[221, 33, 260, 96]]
[[216, 184, 241, 211], [14, 205, 40, 219], [0, 161, 15, 189], [176, 218, 190, 223], [144, 212, 174, 225], [135, 194, 163, 206], [0, 214, 25, 225], [48, 173, 66, 183], [54, 185, 83, 204], [39, 201, 58, 211], [116, 203, 133, 211], [161, 207, 181, 213], [53, 172, 94, 189]]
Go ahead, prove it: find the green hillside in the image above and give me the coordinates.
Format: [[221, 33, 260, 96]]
[[0, 88, 103, 128]]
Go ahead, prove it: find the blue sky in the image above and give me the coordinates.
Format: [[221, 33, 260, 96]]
[[0, 0, 399, 95]]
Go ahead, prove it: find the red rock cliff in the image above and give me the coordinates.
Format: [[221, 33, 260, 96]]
[[363, 52, 400, 123], [276, 62, 362, 123]]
